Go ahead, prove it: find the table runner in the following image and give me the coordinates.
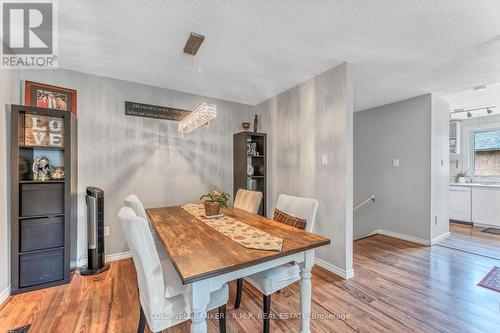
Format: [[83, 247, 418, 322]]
[[181, 204, 283, 251]]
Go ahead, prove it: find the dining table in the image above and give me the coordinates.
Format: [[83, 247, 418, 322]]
[[146, 205, 331, 333]]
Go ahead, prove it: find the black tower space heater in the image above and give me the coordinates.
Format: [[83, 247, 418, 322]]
[[81, 186, 109, 275]]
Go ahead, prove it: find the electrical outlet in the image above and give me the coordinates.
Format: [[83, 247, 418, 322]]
[[104, 226, 110, 236], [321, 154, 328, 165], [393, 159, 400, 167]]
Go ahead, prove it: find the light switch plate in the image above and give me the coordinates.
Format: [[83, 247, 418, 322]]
[[104, 226, 110, 237], [393, 159, 400, 167]]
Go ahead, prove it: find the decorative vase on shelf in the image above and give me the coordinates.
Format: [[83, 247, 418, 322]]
[[253, 114, 259, 133], [204, 201, 221, 216], [458, 177, 466, 183], [247, 165, 254, 176]]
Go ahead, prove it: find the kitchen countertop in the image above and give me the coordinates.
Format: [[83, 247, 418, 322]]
[[450, 183, 500, 188]]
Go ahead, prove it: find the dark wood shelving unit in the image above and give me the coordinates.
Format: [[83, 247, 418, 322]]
[[233, 132, 267, 216], [19, 180, 66, 184], [19, 145, 65, 150], [10, 105, 77, 295]]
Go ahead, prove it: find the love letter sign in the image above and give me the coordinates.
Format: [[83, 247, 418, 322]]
[[23, 115, 65, 147]]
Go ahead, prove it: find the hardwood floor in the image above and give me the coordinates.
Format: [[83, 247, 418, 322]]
[[438, 223, 500, 260], [1, 233, 499, 333]]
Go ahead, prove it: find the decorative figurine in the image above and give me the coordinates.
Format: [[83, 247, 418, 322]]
[[50, 166, 65, 180], [247, 165, 254, 176], [32, 156, 51, 181], [242, 122, 250, 131], [253, 114, 259, 133]]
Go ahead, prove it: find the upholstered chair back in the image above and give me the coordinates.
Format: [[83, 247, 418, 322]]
[[275, 194, 319, 232], [124, 194, 148, 221], [118, 207, 165, 315], [234, 189, 263, 214]]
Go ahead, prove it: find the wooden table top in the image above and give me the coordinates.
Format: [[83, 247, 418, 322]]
[[146, 205, 330, 284]]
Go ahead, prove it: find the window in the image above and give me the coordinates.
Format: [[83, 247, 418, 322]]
[[474, 129, 500, 177]]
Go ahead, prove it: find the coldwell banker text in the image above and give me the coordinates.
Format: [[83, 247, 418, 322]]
[[1, 1, 58, 68]]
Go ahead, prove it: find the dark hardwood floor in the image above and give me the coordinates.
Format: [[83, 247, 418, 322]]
[[1, 228, 499, 332]]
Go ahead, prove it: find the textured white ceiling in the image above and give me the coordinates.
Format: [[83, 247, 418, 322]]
[[442, 82, 500, 119], [57, 0, 500, 111]]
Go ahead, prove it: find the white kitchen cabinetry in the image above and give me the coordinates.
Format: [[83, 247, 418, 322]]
[[449, 121, 461, 155], [472, 187, 500, 227], [449, 186, 471, 222]]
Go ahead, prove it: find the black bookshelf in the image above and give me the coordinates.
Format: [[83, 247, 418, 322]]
[[10, 105, 77, 295], [233, 132, 267, 216]]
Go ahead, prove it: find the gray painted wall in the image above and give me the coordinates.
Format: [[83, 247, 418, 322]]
[[353, 94, 449, 242], [354, 95, 432, 240], [258, 63, 354, 274], [0, 69, 252, 295]]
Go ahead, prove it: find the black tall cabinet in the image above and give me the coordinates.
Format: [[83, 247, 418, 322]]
[[233, 132, 267, 216], [10, 105, 77, 294]]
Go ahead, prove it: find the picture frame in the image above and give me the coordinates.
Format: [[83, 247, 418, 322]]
[[247, 142, 257, 156], [25, 81, 77, 117]]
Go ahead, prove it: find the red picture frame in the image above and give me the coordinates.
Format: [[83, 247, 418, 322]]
[[25, 81, 77, 117]]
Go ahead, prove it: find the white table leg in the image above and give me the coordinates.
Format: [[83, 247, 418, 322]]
[[300, 250, 314, 333], [190, 279, 210, 333]]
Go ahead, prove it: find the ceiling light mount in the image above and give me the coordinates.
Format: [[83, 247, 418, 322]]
[[473, 85, 487, 92], [450, 105, 496, 118], [183, 32, 205, 56]]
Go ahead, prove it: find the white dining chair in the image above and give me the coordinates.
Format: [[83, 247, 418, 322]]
[[124, 194, 168, 260], [233, 189, 263, 214], [118, 207, 229, 333], [234, 194, 319, 333]]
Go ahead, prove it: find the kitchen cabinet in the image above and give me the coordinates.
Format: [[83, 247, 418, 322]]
[[449, 121, 461, 154], [472, 187, 500, 227], [449, 186, 471, 222]]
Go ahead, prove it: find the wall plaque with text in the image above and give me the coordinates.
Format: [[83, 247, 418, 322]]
[[21, 114, 64, 147], [125, 101, 191, 121]]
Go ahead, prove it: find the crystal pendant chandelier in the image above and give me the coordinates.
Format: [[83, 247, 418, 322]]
[[178, 102, 217, 134], [178, 32, 217, 135]]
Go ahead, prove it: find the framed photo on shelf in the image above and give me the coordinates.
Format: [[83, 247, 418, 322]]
[[24, 81, 77, 117], [247, 142, 257, 156]]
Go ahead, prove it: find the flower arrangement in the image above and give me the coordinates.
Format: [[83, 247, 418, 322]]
[[200, 190, 230, 216]]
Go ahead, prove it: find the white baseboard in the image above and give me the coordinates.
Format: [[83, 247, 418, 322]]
[[78, 251, 132, 268], [106, 251, 132, 262], [314, 257, 354, 280], [430, 232, 451, 245], [369, 229, 430, 245], [0, 284, 11, 306]]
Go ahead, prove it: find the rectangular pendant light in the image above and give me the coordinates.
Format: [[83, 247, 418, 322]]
[[178, 102, 217, 134]]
